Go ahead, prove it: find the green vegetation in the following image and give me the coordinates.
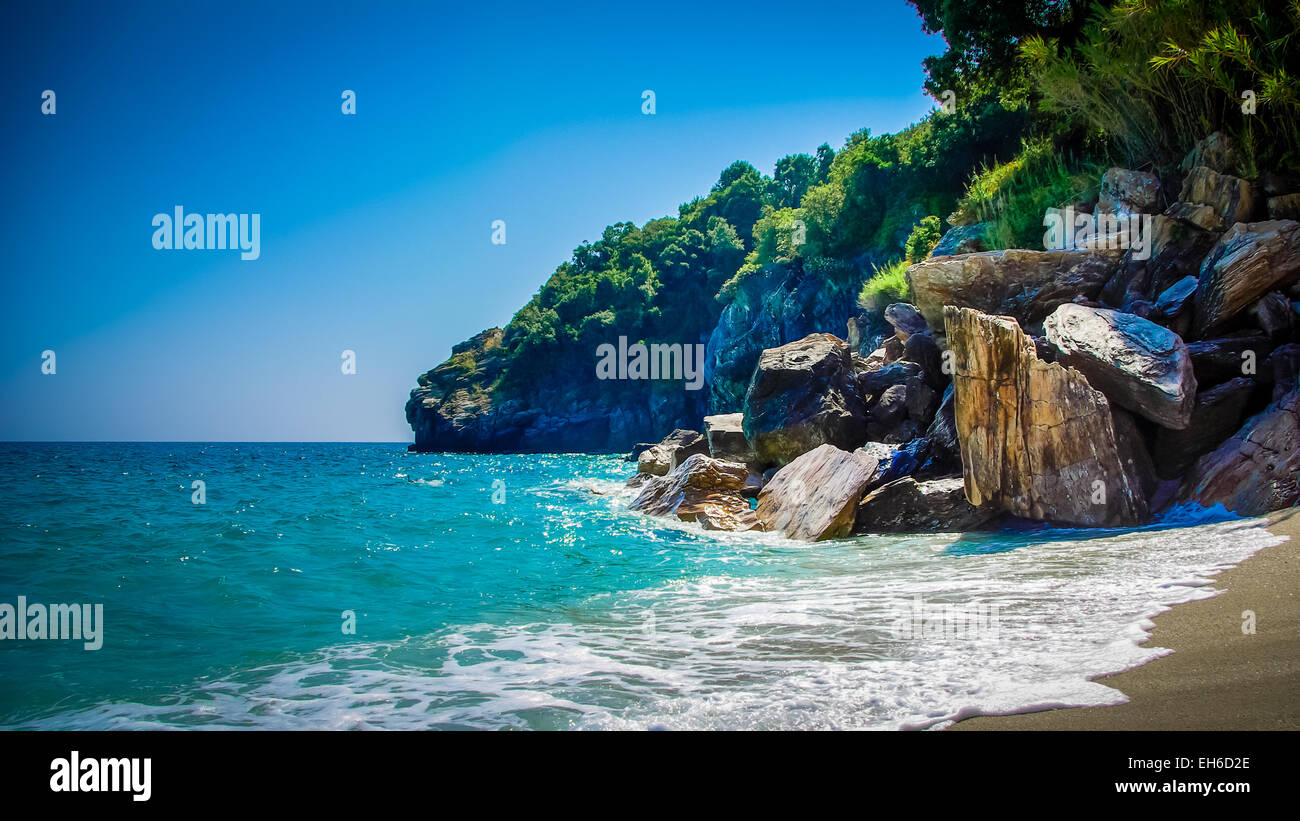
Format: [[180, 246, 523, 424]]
[[858, 259, 912, 314]]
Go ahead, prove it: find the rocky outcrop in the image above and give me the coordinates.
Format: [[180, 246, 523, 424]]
[[1043, 304, 1196, 430], [1100, 215, 1215, 311], [944, 306, 1149, 527], [1176, 389, 1300, 517], [706, 263, 861, 412], [1152, 378, 1254, 479], [755, 444, 874, 541], [1193, 220, 1300, 336], [636, 429, 709, 476], [1268, 194, 1300, 221], [742, 333, 868, 467], [1187, 331, 1275, 385], [629, 454, 759, 531], [907, 249, 1122, 334], [854, 476, 996, 533]]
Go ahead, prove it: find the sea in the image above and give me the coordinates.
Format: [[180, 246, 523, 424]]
[[0, 442, 1282, 730]]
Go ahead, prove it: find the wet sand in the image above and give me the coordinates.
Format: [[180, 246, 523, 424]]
[[951, 507, 1300, 731]]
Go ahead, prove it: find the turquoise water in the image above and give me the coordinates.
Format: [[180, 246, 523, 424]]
[[0, 443, 1282, 729]]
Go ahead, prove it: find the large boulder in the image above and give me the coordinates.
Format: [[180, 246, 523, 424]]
[[629, 453, 759, 531], [742, 333, 868, 467], [1180, 132, 1242, 176], [1152, 377, 1254, 479], [1043, 304, 1197, 430], [1100, 215, 1215, 310], [854, 476, 996, 534], [944, 306, 1149, 527], [1176, 389, 1300, 517], [1193, 220, 1300, 337], [702, 413, 750, 463], [907, 249, 1122, 334], [636, 429, 709, 476], [754, 444, 874, 541], [1178, 166, 1256, 232]]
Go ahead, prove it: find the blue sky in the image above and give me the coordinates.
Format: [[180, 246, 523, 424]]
[[0, 0, 946, 441]]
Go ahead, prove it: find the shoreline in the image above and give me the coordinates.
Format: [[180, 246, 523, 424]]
[[949, 507, 1300, 731]]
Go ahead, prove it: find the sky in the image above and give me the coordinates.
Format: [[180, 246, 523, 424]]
[[0, 0, 947, 442]]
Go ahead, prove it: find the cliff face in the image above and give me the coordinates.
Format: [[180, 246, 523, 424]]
[[408, 261, 866, 454], [405, 328, 710, 453]]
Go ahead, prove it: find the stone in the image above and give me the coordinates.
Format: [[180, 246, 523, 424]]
[[1194, 220, 1300, 336], [755, 444, 875, 541], [1043, 304, 1197, 429], [703, 413, 750, 463], [930, 223, 990, 257], [637, 429, 709, 476], [1101, 215, 1215, 309], [1265, 344, 1300, 401], [1166, 202, 1226, 234], [1178, 166, 1255, 229], [907, 249, 1122, 334], [629, 453, 758, 531], [853, 477, 996, 534], [742, 333, 869, 467], [1098, 167, 1162, 214], [1250, 291, 1294, 338], [944, 306, 1148, 526], [1153, 275, 1197, 319], [1187, 331, 1275, 385], [1177, 389, 1300, 517], [1152, 378, 1255, 479], [1111, 408, 1159, 503], [884, 302, 927, 339], [1267, 194, 1300, 221], [1180, 132, 1242, 176]]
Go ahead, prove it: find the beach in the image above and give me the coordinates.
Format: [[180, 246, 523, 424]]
[[951, 507, 1300, 731]]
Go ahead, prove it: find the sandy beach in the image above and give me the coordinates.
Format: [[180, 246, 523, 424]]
[[951, 508, 1300, 731]]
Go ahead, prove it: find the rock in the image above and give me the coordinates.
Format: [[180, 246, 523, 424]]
[[884, 303, 927, 340], [901, 331, 946, 390], [1179, 166, 1255, 230], [1165, 202, 1226, 234], [703, 413, 750, 463], [930, 223, 990, 257], [907, 249, 1122, 334], [630, 453, 759, 531], [742, 333, 868, 466], [1180, 132, 1241, 176], [1176, 389, 1300, 517], [1265, 343, 1300, 401], [944, 306, 1148, 526], [1153, 275, 1198, 318], [1267, 194, 1300, 221], [1194, 220, 1300, 336], [1111, 408, 1159, 503], [754, 444, 874, 541], [1043, 304, 1197, 430], [1187, 331, 1275, 385], [1152, 378, 1254, 479], [1101, 215, 1215, 310], [624, 442, 656, 462], [1098, 167, 1162, 214], [853, 477, 996, 533], [637, 429, 709, 476], [1250, 291, 1295, 338], [915, 385, 961, 477], [860, 360, 921, 394]]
